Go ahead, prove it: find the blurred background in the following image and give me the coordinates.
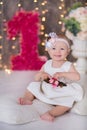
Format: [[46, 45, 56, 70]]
[[0, 0, 86, 70]]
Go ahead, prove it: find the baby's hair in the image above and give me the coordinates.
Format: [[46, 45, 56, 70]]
[[46, 35, 51, 41]]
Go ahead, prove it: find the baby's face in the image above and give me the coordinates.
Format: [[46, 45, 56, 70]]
[[47, 41, 70, 61]]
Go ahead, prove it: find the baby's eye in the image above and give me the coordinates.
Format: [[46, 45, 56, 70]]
[[52, 47, 56, 50], [61, 48, 64, 50]]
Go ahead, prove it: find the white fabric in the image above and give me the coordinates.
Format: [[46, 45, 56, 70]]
[[71, 74, 87, 115], [0, 71, 54, 124], [27, 60, 83, 107], [0, 94, 55, 124], [0, 71, 86, 125], [0, 95, 40, 124]]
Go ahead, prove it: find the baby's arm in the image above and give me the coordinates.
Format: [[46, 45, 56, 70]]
[[35, 65, 51, 81], [53, 64, 80, 81]]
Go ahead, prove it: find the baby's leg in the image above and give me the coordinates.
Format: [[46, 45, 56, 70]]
[[40, 105, 71, 122], [18, 90, 35, 105]]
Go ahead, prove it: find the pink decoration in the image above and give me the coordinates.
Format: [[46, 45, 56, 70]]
[[49, 77, 59, 88], [7, 9, 46, 70]]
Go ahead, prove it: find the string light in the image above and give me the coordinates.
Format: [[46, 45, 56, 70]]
[[35, 7, 39, 10], [42, 17, 46, 21], [0, 1, 3, 5], [0, 35, 3, 39], [0, 0, 23, 71], [34, 0, 38, 3], [0, 54, 2, 60], [58, 21, 62, 24], [12, 45, 16, 49], [41, 42, 45, 46], [34, 0, 48, 49], [12, 37, 16, 41], [0, 46, 2, 49], [17, 0, 22, 9], [18, 3, 21, 7], [40, 0, 48, 40], [58, 6, 63, 10], [41, 25, 45, 30], [57, 0, 66, 29], [0, 0, 4, 70]]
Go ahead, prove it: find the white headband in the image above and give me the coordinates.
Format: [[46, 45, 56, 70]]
[[45, 32, 70, 48]]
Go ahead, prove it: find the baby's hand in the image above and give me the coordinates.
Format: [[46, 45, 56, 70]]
[[35, 71, 51, 81], [53, 72, 63, 79], [40, 72, 51, 81]]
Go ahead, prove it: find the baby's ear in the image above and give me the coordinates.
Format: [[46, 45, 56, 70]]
[[68, 48, 71, 53]]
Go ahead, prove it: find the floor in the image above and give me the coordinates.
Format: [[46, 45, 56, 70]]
[[0, 70, 87, 130]]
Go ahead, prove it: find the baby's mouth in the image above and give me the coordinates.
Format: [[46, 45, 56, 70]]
[[54, 55, 61, 57]]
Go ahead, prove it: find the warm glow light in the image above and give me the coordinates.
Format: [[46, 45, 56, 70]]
[[5, 69, 12, 74], [42, 17, 46, 21], [18, 3, 21, 7], [41, 2, 45, 6], [60, 14, 64, 17], [34, 0, 38, 2], [0, 55, 2, 60], [35, 7, 39, 10], [42, 10, 45, 14], [0, 46, 2, 49], [41, 25, 45, 30], [44, 34, 48, 37], [41, 42, 45, 46], [12, 46, 16, 49], [58, 21, 62, 24], [12, 37, 16, 40], [59, 6, 62, 10], [40, 31, 44, 35], [0, 2, 3, 5], [3, 28, 7, 31], [0, 35, 2, 39]]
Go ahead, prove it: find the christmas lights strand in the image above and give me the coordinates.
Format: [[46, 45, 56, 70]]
[[0, 0, 4, 69]]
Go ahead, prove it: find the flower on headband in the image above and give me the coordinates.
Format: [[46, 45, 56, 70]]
[[48, 32, 58, 38], [45, 32, 58, 48]]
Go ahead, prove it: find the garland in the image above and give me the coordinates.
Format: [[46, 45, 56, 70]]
[[7, 9, 46, 70]]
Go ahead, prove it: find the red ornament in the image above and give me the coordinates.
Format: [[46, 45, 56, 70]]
[[7, 9, 46, 70]]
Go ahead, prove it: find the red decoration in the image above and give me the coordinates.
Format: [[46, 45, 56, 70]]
[[7, 9, 46, 70]]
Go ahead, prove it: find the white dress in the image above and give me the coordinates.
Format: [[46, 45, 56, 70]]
[[27, 60, 83, 107]]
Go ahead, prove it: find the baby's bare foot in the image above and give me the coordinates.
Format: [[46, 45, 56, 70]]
[[18, 97, 32, 105], [40, 112, 54, 122]]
